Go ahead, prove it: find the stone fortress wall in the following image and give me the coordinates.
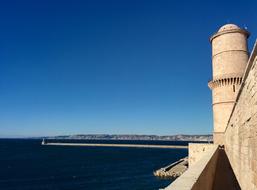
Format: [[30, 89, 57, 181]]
[[208, 23, 257, 189], [209, 23, 257, 189], [166, 24, 257, 190], [208, 24, 250, 144], [224, 42, 257, 190]]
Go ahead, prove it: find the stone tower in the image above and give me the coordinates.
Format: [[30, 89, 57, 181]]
[[208, 24, 250, 144]]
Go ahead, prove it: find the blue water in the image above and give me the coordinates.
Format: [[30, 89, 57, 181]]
[[0, 139, 188, 190]]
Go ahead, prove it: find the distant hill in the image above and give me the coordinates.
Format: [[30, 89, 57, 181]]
[[48, 134, 213, 142]]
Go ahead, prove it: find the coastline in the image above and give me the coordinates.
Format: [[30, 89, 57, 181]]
[[42, 142, 188, 149]]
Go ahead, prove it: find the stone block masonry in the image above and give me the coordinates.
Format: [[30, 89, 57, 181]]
[[224, 44, 257, 190], [208, 24, 250, 145], [188, 143, 216, 167], [165, 25, 257, 190]]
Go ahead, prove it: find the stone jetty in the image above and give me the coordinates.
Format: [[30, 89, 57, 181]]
[[154, 157, 188, 178]]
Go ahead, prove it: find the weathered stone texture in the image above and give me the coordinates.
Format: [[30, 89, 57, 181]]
[[166, 146, 240, 190], [165, 25, 256, 190], [188, 143, 216, 166], [225, 57, 257, 190], [208, 24, 250, 144], [165, 146, 219, 190]]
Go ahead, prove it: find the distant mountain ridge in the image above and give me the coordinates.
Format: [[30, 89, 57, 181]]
[[49, 134, 213, 142]]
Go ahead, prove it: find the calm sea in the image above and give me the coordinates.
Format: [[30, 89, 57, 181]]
[[0, 139, 188, 190]]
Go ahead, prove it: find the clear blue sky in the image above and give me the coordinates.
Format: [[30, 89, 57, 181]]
[[0, 0, 256, 137]]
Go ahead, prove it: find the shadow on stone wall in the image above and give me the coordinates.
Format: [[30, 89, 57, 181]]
[[213, 149, 241, 190]]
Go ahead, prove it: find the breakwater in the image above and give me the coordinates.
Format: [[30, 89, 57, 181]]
[[1, 139, 188, 190], [154, 157, 188, 178], [42, 142, 188, 149]]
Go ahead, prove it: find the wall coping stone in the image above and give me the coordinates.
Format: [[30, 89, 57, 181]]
[[164, 144, 219, 190]]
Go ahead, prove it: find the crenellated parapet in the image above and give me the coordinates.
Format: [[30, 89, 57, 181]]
[[208, 24, 249, 144], [208, 76, 242, 89]]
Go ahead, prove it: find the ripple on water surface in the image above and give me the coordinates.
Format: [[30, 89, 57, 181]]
[[0, 139, 188, 190]]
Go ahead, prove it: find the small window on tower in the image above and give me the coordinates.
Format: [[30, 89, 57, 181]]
[[233, 85, 235, 92]]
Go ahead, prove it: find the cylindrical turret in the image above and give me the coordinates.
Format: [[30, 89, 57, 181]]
[[208, 24, 250, 144]]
